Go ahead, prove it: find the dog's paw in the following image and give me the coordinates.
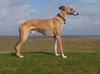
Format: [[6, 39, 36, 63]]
[[19, 55, 24, 58], [55, 53, 60, 56], [16, 53, 24, 58], [62, 55, 67, 59]]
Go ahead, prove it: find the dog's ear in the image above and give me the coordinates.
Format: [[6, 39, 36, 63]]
[[59, 6, 65, 10]]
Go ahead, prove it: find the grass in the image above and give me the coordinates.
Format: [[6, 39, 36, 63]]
[[0, 52, 100, 74], [0, 36, 100, 74]]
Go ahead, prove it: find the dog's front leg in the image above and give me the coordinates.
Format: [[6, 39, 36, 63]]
[[54, 39, 60, 56], [56, 35, 67, 58]]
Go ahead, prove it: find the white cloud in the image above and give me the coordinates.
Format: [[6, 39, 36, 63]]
[[0, 0, 37, 35]]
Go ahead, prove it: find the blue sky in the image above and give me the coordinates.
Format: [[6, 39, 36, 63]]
[[0, 0, 100, 36]]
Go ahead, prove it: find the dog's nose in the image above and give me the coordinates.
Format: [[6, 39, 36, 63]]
[[76, 12, 79, 15]]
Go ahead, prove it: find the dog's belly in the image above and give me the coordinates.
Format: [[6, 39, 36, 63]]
[[37, 29, 54, 36], [44, 30, 54, 36]]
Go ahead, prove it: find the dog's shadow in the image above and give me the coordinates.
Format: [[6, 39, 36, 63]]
[[32, 52, 54, 55]]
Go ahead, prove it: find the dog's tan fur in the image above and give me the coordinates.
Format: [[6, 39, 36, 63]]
[[15, 6, 79, 58]]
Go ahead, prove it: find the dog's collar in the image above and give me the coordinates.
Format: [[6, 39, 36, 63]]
[[57, 14, 66, 24]]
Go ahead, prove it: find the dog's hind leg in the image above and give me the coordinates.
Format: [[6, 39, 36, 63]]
[[15, 26, 29, 58]]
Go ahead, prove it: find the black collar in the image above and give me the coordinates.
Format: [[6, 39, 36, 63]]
[[57, 14, 66, 24]]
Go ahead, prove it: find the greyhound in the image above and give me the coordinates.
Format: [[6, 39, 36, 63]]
[[15, 6, 79, 58]]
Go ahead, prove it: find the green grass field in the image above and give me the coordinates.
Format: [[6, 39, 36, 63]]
[[0, 36, 100, 74]]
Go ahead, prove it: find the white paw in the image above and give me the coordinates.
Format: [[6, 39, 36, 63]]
[[19, 55, 24, 58], [55, 53, 60, 56], [16, 53, 24, 58], [62, 55, 67, 59]]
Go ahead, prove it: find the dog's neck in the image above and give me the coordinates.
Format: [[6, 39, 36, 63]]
[[57, 11, 66, 24]]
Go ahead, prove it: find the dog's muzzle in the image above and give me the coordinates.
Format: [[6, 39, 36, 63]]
[[71, 11, 79, 16]]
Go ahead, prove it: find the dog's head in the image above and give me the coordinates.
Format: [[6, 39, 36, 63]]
[[59, 6, 79, 16]]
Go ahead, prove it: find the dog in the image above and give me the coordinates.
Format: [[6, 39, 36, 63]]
[[15, 6, 79, 58]]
